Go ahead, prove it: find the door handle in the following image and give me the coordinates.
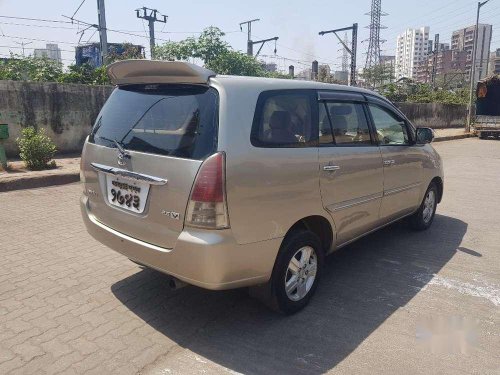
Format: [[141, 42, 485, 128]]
[[323, 165, 340, 172], [383, 160, 395, 166]]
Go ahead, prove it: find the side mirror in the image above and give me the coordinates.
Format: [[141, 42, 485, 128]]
[[416, 127, 434, 144]]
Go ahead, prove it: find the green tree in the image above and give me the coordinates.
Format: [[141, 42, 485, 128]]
[[317, 65, 332, 83], [207, 49, 265, 76], [108, 43, 145, 62], [0, 54, 63, 82], [155, 27, 226, 63], [362, 63, 395, 89], [317, 65, 342, 84], [379, 80, 469, 105], [155, 27, 284, 78], [58, 64, 109, 85]]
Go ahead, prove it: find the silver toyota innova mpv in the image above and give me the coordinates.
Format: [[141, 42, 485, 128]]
[[81, 60, 443, 314]]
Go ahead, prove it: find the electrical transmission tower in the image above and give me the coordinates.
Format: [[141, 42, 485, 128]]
[[364, 0, 387, 69]]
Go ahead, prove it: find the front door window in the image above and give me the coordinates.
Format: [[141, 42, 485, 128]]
[[368, 104, 409, 146]]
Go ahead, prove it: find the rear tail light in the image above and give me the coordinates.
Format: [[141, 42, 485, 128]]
[[185, 152, 229, 229]]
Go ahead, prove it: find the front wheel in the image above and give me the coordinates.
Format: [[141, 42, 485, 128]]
[[409, 183, 438, 231]]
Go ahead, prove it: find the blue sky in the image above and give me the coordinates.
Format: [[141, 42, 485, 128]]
[[0, 0, 498, 71]]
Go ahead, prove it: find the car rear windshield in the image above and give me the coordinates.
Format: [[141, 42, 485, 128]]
[[89, 85, 219, 160]]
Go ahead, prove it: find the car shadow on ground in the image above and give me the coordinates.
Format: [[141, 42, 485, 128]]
[[111, 214, 467, 374]]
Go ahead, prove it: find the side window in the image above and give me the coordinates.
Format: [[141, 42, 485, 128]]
[[251, 92, 313, 147], [320, 101, 372, 146], [369, 105, 409, 145]]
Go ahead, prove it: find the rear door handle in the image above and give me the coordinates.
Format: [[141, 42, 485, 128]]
[[383, 160, 395, 166], [323, 165, 340, 172]]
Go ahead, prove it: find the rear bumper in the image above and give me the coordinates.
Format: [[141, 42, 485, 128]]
[[81, 196, 281, 290]]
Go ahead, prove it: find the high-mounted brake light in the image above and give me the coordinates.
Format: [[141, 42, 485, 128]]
[[185, 152, 229, 229]]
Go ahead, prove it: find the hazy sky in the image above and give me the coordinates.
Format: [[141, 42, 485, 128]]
[[0, 0, 498, 71]]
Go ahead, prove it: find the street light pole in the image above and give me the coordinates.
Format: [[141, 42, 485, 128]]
[[467, 0, 490, 132]]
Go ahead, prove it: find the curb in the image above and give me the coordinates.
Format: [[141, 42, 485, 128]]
[[0, 172, 80, 193], [434, 133, 474, 142]]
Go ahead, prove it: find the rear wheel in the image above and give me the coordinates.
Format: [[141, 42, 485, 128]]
[[479, 131, 487, 139], [250, 231, 323, 314], [409, 183, 438, 231]]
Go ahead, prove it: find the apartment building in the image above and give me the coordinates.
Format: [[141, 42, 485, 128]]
[[33, 44, 62, 63], [395, 27, 430, 79], [451, 24, 492, 83], [488, 48, 500, 76], [415, 49, 467, 83]]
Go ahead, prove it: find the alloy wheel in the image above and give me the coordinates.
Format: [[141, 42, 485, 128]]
[[285, 246, 318, 302], [422, 190, 436, 224]]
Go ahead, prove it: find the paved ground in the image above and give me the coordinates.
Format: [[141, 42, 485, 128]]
[[0, 137, 499, 375]]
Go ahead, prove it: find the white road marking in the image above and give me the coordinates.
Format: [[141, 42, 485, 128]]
[[414, 273, 500, 306]]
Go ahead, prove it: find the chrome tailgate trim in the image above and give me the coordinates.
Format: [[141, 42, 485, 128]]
[[91, 163, 167, 185]]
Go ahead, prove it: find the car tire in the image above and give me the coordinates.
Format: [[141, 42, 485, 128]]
[[479, 132, 487, 139], [409, 182, 438, 231], [253, 230, 324, 315]]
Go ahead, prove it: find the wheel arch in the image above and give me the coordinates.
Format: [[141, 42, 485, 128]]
[[283, 215, 334, 255], [431, 176, 443, 203]]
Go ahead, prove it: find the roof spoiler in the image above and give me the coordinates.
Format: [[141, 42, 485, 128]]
[[107, 60, 216, 86]]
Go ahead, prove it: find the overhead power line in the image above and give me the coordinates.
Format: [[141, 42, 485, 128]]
[[0, 21, 80, 30], [0, 34, 80, 45], [0, 44, 75, 53], [0, 15, 75, 24], [70, 0, 87, 21]]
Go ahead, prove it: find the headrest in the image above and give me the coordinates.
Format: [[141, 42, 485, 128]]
[[330, 105, 352, 117], [269, 111, 291, 130]]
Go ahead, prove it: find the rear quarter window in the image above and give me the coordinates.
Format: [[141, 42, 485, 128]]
[[251, 90, 316, 148], [90, 85, 219, 160]]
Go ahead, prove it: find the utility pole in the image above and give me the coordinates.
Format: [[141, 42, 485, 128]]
[[96, 0, 108, 65], [319, 23, 358, 86], [14, 41, 32, 57], [467, 0, 490, 132], [248, 37, 279, 57], [239, 19, 260, 56], [136, 7, 168, 59]]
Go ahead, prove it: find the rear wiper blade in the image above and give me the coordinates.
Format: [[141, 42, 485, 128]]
[[94, 135, 130, 156], [113, 139, 128, 155]]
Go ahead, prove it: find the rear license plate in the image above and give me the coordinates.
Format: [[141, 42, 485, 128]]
[[106, 177, 150, 213]]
